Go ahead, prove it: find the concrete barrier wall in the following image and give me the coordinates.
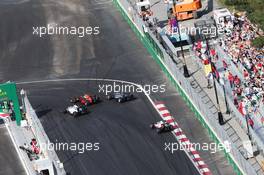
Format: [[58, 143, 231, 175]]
[[24, 94, 66, 175]]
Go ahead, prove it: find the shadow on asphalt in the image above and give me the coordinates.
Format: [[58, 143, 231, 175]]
[[36, 108, 53, 118]]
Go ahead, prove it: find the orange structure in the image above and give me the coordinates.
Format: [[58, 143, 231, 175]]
[[172, 0, 202, 20]]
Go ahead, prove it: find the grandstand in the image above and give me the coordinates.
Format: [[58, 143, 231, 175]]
[[193, 12, 264, 132]]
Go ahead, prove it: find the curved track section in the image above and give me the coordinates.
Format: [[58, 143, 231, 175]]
[[20, 80, 199, 175], [0, 0, 221, 175]]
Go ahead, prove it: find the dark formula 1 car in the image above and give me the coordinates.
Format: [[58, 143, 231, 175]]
[[150, 121, 174, 134], [106, 92, 134, 103], [70, 94, 100, 106], [63, 104, 89, 117]]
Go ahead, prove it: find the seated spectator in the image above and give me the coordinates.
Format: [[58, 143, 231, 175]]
[[192, 13, 264, 121]]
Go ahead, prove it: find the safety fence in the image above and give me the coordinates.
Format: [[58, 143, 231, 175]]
[[145, 31, 164, 60], [113, 0, 258, 174]]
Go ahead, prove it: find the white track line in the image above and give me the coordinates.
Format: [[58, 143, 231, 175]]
[[16, 78, 203, 174]]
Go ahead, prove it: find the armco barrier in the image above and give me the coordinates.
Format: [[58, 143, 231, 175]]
[[112, 0, 257, 174]]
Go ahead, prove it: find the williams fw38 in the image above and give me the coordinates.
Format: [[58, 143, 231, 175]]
[[63, 104, 89, 117]]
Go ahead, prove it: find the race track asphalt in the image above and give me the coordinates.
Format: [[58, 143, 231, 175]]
[[0, 0, 234, 175], [19, 81, 199, 175], [0, 125, 26, 175]]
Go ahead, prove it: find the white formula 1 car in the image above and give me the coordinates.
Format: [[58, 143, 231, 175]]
[[63, 104, 89, 118], [150, 121, 174, 134]]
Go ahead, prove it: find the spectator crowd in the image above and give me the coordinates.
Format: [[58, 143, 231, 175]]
[[193, 12, 264, 127]]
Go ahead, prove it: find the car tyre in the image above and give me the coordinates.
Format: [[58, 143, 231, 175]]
[[150, 124, 155, 129], [107, 95, 111, 100], [169, 125, 174, 130], [156, 128, 162, 134], [73, 112, 78, 118]]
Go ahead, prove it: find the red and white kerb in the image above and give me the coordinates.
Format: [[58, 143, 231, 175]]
[[155, 101, 212, 175]]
